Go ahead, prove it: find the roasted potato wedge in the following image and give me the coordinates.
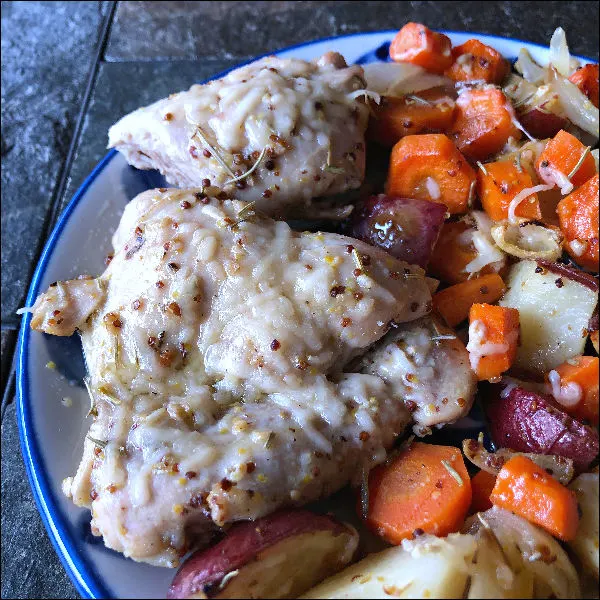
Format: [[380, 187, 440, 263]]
[[499, 259, 598, 375], [300, 533, 477, 599], [168, 509, 359, 599]]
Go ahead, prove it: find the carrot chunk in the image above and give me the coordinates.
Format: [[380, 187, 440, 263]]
[[547, 356, 599, 426], [490, 455, 579, 541], [536, 129, 596, 191], [470, 469, 496, 514], [557, 174, 599, 271], [389, 23, 453, 74], [569, 63, 599, 108], [386, 134, 476, 214], [433, 274, 506, 328], [477, 160, 543, 221], [445, 39, 510, 84], [467, 303, 519, 381], [368, 88, 456, 147], [428, 221, 483, 284], [364, 442, 472, 544], [450, 88, 521, 161]]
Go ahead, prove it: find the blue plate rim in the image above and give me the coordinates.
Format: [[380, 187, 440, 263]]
[[15, 28, 597, 600]]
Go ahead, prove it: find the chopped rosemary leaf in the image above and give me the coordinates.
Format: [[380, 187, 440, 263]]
[[567, 146, 591, 180], [405, 94, 432, 106], [265, 431, 276, 449], [476, 161, 488, 176], [83, 377, 97, 417], [514, 152, 524, 173], [236, 201, 256, 220], [224, 148, 267, 185], [191, 127, 235, 178], [325, 145, 345, 174], [431, 334, 457, 341], [87, 436, 108, 449], [360, 468, 370, 520], [441, 459, 464, 486]]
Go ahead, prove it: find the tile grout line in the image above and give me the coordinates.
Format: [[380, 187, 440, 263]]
[[1, 1, 118, 422], [41, 0, 118, 236]]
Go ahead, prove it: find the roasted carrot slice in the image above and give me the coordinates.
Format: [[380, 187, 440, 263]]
[[467, 303, 519, 381], [445, 39, 510, 84], [490, 455, 579, 541], [386, 134, 476, 214], [428, 221, 481, 284], [557, 174, 599, 271], [536, 129, 596, 192], [364, 442, 472, 544], [433, 273, 506, 328], [477, 160, 543, 222], [547, 355, 599, 426], [569, 63, 599, 108], [450, 88, 521, 161], [389, 23, 453, 74], [368, 88, 456, 147], [428, 219, 505, 285], [470, 469, 496, 514]]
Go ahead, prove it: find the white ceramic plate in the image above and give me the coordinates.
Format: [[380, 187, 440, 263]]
[[16, 30, 595, 599]]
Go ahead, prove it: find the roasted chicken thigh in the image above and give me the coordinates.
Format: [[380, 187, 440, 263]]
[[108, 53, 369, 218], [31, 188, 457, 566]]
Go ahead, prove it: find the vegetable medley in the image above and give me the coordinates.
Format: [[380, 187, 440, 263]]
[[338, 23, 599, 599]]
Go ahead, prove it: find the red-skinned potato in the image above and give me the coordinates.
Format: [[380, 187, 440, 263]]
[[167, 509, 359, 599], [352, 194, 447, 267], [519, 106, 568, 139], [486, 386, 599, 471]]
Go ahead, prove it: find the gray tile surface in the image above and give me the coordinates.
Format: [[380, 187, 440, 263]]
[[1, 329, 17, 396], [1, 402, 78, 600], [0, 1, 108, 326], [106, 0, 599, 62], [58, 58, 237, 214]]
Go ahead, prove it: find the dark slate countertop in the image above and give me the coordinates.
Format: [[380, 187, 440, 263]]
[[1, 2, 598, 598]]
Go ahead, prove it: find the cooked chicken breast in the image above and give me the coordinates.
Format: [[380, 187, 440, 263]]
[[31, 188, 437, 567], [108, 53, 369, 218]]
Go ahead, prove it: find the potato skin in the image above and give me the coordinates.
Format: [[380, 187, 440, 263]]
[[168, 509, 358, 599], [486, 387, 599, 471]]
